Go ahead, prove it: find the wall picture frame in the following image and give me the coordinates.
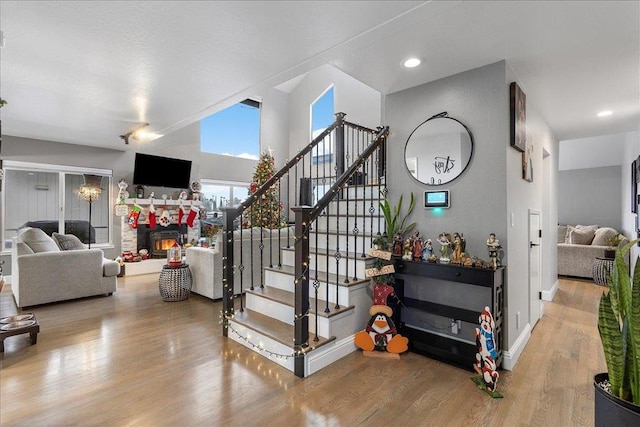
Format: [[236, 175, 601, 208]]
[[632, 159, 637, 213], [510, 82, 526, 152]]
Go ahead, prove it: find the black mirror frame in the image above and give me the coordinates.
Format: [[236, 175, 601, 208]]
[[404, 111, 474, 186]]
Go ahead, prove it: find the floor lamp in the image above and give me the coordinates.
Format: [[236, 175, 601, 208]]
[[78, 175, 102, 249]]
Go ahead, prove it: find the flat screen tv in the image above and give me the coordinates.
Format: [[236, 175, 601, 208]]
[[133, 153, 192, 189]]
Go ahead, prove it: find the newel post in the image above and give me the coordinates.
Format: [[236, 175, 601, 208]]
[[292, 206, 312, 377], [334, 112, 346, 177], [221, 206, 239, 337]]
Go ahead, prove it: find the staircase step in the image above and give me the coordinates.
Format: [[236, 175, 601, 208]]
[[246, 286, 354, 317], [281, 247, 373, 278], [230, 308, 335, 350], [264, 264, 369, 287]]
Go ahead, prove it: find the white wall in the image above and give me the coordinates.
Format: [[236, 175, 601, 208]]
[[287, 63, 382, 161], [559, 133, 627, 171]]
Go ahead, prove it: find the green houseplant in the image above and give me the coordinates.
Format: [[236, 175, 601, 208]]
[[595, 239, 640, 424], [378, 192, 416, 250], [604, 233, 623, 259]]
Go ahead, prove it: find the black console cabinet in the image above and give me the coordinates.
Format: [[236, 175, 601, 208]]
[[393, 259, 505, 370]]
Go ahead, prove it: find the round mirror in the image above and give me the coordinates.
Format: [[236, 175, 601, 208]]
[[404, 112, 474, 186]]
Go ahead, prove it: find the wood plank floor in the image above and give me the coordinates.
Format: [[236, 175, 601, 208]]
[[0, 274, 606, 426]]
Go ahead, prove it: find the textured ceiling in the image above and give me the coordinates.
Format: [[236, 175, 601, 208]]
[[0, 1, 638, 151]]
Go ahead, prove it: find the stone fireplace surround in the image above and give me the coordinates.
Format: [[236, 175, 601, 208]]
[[120, 199, 201, 255]]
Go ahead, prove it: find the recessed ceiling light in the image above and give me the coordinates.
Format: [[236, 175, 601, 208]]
[[403, 57, 422, 68], [597, 110, 613, 117]]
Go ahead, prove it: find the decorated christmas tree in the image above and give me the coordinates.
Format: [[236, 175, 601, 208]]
[[244, 151, 283, 229]]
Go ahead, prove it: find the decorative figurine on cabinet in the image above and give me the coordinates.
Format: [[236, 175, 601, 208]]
[[452, 232, 463, 264], [402, 236, 413, 261], [392, 233, 403, 257], [422, 238, 433, 261], [487, 233, 502, 269], [412, 231, 423, 261], [437, 232, 451, 263]]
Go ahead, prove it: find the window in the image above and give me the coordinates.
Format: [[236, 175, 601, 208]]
[[198, 180, 249, 230], [310, 85, 335, 201], [2, 161, 112, 251], [200, 99, 260, 159]]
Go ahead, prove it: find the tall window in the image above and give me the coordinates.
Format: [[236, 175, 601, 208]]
[[311, 86, 335, 201], [2, 161, 112, 251], [200, 99, 260, 159]]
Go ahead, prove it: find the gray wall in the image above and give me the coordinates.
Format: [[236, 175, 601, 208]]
[[384, 60, 559, 366], [558, 166, 622, 230]]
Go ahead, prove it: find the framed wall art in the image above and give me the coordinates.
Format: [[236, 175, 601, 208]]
[[632, 159, 637, 213], [510, 82, 526, 152]]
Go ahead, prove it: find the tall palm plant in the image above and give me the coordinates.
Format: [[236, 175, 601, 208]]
[[379, 192, 416, 250]]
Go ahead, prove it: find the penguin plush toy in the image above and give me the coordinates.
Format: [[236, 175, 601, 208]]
[[354, 284, 408, 354]]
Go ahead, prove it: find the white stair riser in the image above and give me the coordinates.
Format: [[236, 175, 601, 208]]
[[264, 270, 356, 305], [310, 232, 376, 251], [312, 216, 383, 234], [246, 293, 294, 325], [227, 320, 295, 373], [326, 199, 383, 215], [243, 294, 348, 343], [281, 250, 368, 278], [340, 186, 384, 199]]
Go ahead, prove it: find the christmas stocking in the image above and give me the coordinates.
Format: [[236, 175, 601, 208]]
[[178, 203, 186, 226], [186, 205, 198, 227], [148, 201, 156, 228], [159, 207, 171, 227], [128, 205, 141, 229]]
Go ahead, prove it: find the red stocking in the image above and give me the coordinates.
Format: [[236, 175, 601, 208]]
[[178, 203, 185, 226], [128, 205, 141, 229], [186, 205, 198, 227], [148, 202, 156, 228]]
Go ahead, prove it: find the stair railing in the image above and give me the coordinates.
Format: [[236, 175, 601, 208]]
[[221, 112, 388, 377]]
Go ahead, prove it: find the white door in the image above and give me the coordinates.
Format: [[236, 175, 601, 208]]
[[529, 210, 542, 329]]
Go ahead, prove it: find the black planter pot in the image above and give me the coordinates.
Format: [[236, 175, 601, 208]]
[[594, 373, 640, 426], [604, 249, 616, 259]]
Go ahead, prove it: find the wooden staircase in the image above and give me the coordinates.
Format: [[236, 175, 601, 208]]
[[227, 188, 382, 376]]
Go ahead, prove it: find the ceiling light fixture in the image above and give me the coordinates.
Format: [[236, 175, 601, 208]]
[[403, 57, 422, 68], [120, 123, 150, 144], [597, 110, 613, 117]]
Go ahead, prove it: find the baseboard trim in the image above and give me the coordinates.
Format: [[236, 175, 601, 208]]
[[501, 323, 532, 371], [306, 335, 357, 376], [541, 280, 558, 301]]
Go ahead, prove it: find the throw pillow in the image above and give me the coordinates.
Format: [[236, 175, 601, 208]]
[[569, 228, 596, 245], [558, 225, 568, 244], [18, 227, 60, 253], [52, 232, 86, 250], [592, 227, 619, 246]]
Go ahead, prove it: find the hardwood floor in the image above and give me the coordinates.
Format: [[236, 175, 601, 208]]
[[0, 274, 606, 426]]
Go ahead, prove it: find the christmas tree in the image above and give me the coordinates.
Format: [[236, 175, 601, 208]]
[[244, 151, 284, 229]]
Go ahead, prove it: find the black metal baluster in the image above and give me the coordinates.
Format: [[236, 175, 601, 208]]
[[238, 207, 244, 311], [286, 167, 291, 248], [278, 178, 282, 267], [334, 188, 341, 309]]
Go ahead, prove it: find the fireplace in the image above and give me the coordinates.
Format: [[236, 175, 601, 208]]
[[137, 224, 186, 258]]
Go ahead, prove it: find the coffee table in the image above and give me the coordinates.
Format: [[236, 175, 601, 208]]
[[0, 313, 40, 352]]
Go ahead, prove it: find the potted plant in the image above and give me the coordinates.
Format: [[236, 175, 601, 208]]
[[604, 233, 623, 259], [379, 192, 416, 251], [595, 239, 640, 425]]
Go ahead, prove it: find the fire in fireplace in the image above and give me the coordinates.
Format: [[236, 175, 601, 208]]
[[149, 231, 181, 258], [136, 224, 187, 258]]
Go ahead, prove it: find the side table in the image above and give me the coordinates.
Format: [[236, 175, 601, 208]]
[[593, 257, 614, 286], [0, 313, 40, 352], [159, 263, 193, 301]]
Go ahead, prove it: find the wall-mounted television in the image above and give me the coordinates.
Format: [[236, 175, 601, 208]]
[[133, 153, 192, 189]]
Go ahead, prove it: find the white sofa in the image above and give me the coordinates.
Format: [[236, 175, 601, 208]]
[[557, 225, 629, 279], [186, 227, 293, 299], [11, 227, 120, 308]]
